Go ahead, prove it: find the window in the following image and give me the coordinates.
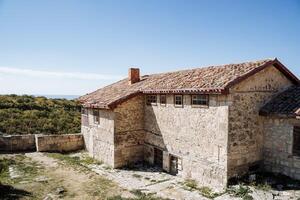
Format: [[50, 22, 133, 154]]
[[81, 108, 89, 127], [191, 94, 209, 106], [160, 95, 166, 105], [293, 126, 300, 156], [174, 95, 183, 107], [81, 108, 88, 115], [146, 95, 157, 105], [93, 110, 100, 124]]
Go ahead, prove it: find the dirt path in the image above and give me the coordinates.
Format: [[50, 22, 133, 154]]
[[0, 152, 130, 200], [25, 152, 129, 200]]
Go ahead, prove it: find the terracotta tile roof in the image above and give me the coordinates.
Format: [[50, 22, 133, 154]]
[[260, 85, 300, 118], [79, 58, 299, 109]]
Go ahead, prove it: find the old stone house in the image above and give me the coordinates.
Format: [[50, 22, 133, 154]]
[[79, 58, 300, 190]]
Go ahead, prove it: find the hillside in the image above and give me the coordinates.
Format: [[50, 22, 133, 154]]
[[0, 95, 81, 135]]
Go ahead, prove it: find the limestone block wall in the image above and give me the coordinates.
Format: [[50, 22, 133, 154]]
[[114, 95, 145, 167], [36, 134, 84, 152], [263, 118, 300, 180], [144, 94, 229, 190], [0, 135, 36, 152], [81, 109, 115, 166], [228, 65, 293, 178]]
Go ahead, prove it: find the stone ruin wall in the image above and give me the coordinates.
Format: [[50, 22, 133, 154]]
[[144, 94, 229, 190], [263, 117, 300, 180], [0, 134, 36, 152], [35, 134, 83, 152], [0, 134, 83, 153], [227, 65, 293, 178]]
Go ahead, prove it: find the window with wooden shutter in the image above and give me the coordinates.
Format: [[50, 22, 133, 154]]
[[293, 126, 300, 156]]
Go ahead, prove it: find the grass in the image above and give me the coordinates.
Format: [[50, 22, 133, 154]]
[[46, 152, 102, 171], [182, 179, 224, 199], [227, 185, 253, 200], [0, 154, 40, 184]]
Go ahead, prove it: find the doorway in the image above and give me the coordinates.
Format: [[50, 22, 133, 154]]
[[170, 155, 178, 175], [154, 148, 163, 168]]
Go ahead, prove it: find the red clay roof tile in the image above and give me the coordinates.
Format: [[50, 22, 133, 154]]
[[79, 58, 299, 109]]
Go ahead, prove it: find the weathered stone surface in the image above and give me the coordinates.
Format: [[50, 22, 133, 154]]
[[36, 134, 84, 153], [81, 64, 299, 191], [227, 65, 293, 177], [114, 95, 145, 168], [82, 109, 115, 166], [144, 94, 229, 190], [0, 135, 36, 152], [262, 117, 300, 180]]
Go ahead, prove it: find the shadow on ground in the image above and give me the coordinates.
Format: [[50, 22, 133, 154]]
[[120, 162, 164, 173], [229, 171, 300, 191], [0, 183, 31, 200]]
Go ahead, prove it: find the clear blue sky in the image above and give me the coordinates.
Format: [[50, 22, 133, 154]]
[[0, 0, 299, 95]]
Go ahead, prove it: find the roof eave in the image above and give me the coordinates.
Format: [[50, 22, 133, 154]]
[[224, 59, 300, 91], [142, 88, 226, 95]]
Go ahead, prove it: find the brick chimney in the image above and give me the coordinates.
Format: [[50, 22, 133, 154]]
[[128, 68, 140, 85]]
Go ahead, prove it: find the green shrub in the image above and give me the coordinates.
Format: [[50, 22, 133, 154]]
[[0, 95, 81, 135]]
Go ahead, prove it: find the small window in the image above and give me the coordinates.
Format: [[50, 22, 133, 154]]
[[146, 95, 157, 105], [160, 95, 166, 105], [174, 95, 183, 107], [192, 94, 209, 106], [293, 126, 300, 156], [93, 110, 100, 124], [81, 108, 88, 115]]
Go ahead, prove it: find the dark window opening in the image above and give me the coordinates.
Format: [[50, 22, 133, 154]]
[[146, 95, 157, 105], [293, 126, 300, 156], [81, 108, 88, 115], [160, 95, 166, 105], [192, 94, 209, 106], [93, 110, 100, 124], [174, 95, 183, 107]]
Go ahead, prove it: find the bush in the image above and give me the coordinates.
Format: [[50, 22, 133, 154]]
[[0, 95, 81, 135]]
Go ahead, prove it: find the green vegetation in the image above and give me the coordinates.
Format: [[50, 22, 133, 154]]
[[227, 185, 253, 200], [0, 95, 81, 135], [182, 179, 224, 199], [46, 152, 102, 170], [0, 155, 39, 185]]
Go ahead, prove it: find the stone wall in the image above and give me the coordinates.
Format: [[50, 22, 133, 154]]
[[263, 117, 300, 180], [81, 109, 115, 166], [114, 95, 145, 168], [36, 134, 84, 152], [0, 135, 36, 152], [227, 65, 293, 178], [144, 94, 229, 190]]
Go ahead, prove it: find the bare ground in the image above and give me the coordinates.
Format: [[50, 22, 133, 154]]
[[0, 152, 131, 200], [1, 152, 300, 200]]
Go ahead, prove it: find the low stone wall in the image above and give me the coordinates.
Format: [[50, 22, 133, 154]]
[[36, 134, 84, 152], [0, 135, 36, 152]]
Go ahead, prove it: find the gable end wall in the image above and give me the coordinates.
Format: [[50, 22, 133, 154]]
[[227, 65, 293, 177]]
